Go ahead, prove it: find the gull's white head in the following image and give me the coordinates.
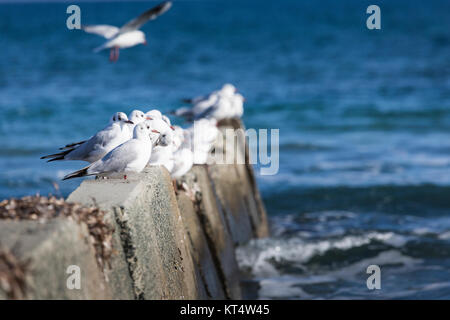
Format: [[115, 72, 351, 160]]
[[133, 122, 151, 141], [110, 112, 133, 125], [131, 30, 147, 46], [146, 109, 163, 119], [145, 118, 173, 147], [141, 121, 162, 146], [129, 110, 146, 124], [221, 83, 237, 96], [145, 110, 175, 131]]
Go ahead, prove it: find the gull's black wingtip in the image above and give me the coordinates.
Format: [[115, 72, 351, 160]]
[[62, 167, 89, 181]]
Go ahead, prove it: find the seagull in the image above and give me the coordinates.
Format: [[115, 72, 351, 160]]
[[41, 112, 134, 163], [172, 83, 242, 121], [145, 109, 175, 130], [170, 126, 194, 179], [146, 117, 175, 172], [82, 1, 172, 62], [195, 84, 245, 120], [129, 110, 148, 124], [63, 122, 161, 180], [122, 109, 148, 139], [171, 148, 193, 179], [145, 109, 163, 119], [186, 118, 219, 164], [230, 93, 245, 118]]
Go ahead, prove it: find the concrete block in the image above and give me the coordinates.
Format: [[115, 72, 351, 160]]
[[176, 192, 225, 299], [208, 163, 254, 244], [0, 219, 110, 299], [68, 166, 201, 299], [102, 212, 136, 299], [213, 120, 270, 241], [184, 165, 242, 299]]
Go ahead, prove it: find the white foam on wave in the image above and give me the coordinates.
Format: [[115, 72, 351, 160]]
[[251, 250, 422, 299], [237, 232, 410, 278]]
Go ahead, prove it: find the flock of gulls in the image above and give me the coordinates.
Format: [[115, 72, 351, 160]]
[[40, 84, 245, 181], [41, 2, 246, 182]]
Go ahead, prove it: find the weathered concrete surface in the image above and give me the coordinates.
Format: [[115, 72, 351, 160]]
[[218, 119, 269, 238], [176, 192, 225, 299], [209, 120, 270, 244], [68, 166, 201, 299], [182, 165, 242, 299], [0, 219, 110, 299], [101, 213, 135, 299]]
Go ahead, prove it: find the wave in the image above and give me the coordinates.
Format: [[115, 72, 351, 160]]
[[236, 232, 411, 278]]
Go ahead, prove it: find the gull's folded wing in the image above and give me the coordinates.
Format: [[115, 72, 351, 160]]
[[118, 1, 172, 34]]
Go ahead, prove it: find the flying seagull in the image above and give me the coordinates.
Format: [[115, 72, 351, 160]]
[[82, 1, 172, 62]]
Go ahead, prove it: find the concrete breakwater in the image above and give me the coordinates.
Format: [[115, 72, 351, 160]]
[[0, 120, 268, 299]]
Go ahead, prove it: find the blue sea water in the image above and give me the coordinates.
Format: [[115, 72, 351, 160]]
[[1, 0, 450, 299]]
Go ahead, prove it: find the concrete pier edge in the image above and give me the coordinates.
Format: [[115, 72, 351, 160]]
[[0, 120, 269, 299]]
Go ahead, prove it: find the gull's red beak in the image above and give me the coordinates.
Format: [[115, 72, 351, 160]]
[[170, 125, 175, 131], [146, 116, 153, 120], [151, 129, 160, 134], [125, 120, 134, 124]]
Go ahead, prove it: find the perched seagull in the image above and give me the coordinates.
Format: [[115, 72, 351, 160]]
[[146, 117, 174, 172], [195, 84, 244, 120], [41, 112, 134, 163], [187, 118, 219, 164], [145, 109, 175, 129], [123, 109, 148, 139], [172, 83, 242, 121], [145, 109, 163, 119], [171, 148, 193, 179], [82, 1, 172, 62], [129, 109, 147, 124], [170, 126, 194, 179], [230, 93, 245, 118], [63, 122, 161, 180], [145, 109, 174, 125]]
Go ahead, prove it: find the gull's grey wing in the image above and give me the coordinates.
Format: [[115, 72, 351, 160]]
[[67, 125, 117, 160], [89, 140, 141, 174], [194, 105, 216, 120], [118, 1, 172, 34], [82, 25, 119, 39], [59, 139, 88, 150]]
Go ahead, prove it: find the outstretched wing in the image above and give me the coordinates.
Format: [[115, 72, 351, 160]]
[[118, 1, 172, 34], [82, 25, 119, 39]]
